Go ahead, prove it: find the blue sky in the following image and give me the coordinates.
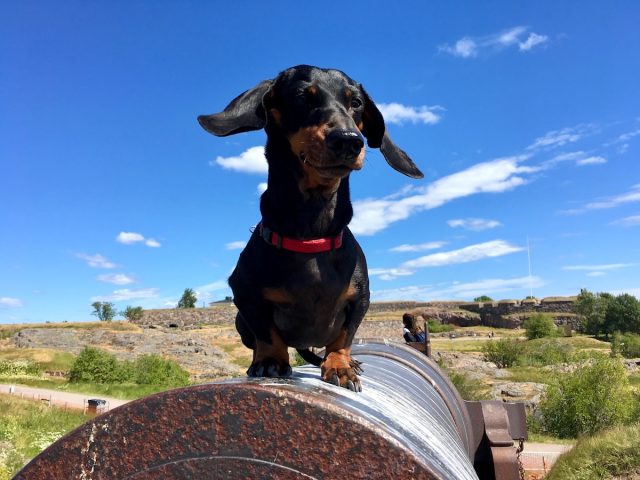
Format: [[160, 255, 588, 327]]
[[2, 1, 639, 323]]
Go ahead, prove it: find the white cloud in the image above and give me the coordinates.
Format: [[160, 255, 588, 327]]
[[377, 103, 443, 125], [117, 231, 161, 248], [213, 146, 268, 175], [390, 241, 446, 252], [195, 280, 231, 304], [76, 253, 117, 269], [563, 263, 636, 272], [369, 267, 414, 281], [97, 273, 135, 285], [0, 297, 23, 308], [528, 126, 585, 151], [257, 182, 268, 195], [351, 155, 534, 236], [447, 218, 502, 231], [576, 156, 606, 166], [439, 26, 548, 58], [372, 276, 544, 302], [226, 241, 247, 250], [611, 215, 640, 227], [584, 185, 640, 210], [519, 33, 549, 51], [91, 288, 159, 302], [402, 240, 523, 270], [617, 128, 640, 143], [117, 232, 145, 244], [371, 240, 523, 280]]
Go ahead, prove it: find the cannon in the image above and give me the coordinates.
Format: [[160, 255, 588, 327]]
[[15, 340, 526, 479]]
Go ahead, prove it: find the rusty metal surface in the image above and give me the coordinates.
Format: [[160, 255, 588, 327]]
[[466, 400, 524, 480], [16, 340, 479, 480]]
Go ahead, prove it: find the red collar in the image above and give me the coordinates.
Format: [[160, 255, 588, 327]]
[[258, 222, 343, 253]]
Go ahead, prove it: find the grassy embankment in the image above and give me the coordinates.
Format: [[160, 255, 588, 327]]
[[0, 395, 88, 479]]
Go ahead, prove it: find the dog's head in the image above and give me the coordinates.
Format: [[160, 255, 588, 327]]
[[198, 65, 423, 182]]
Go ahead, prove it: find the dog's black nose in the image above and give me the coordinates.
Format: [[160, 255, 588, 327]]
[[326, 129, 365, 159]]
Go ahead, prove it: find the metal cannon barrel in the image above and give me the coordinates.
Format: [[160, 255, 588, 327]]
[[16, 340, 480, 480]]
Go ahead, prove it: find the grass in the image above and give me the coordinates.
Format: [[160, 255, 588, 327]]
[[505, 365, 557, 384], [0, 394, 89, 479], [546, 423, 640, 480], [0, 348, 76, 372]]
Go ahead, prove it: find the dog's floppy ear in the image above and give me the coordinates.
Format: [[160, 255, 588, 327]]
[[198, 80, 273, 137], [360, 87, 424, 179]]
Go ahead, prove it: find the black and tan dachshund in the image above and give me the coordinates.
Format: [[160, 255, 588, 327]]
[[198, 65, 423, 391]]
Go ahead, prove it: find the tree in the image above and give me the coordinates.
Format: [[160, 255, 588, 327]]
[[474, 295, 494, 302], [605, 294, 640, 335], [91, 301, 117, 321], [121, 306, 144, 322], [523, 314, 557, 340], [573, 289, 609, 336], [177, 288, 197, 308]]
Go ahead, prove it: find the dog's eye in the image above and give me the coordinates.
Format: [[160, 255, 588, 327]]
[[350, 98, 363, 109]]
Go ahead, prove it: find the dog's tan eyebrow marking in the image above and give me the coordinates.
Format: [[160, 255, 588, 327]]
[[263, 287, 295, 304]]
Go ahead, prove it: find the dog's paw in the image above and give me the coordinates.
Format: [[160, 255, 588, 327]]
[[321, 352, 363, 392], [247, 358, 293, 378]]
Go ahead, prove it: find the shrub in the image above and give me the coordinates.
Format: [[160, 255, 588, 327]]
[[611, 332, 640, 358], [68, 347, 133, 384], [426, 319, 454, 333], [523, 313, 558, 340], [519, 339, 573, 366], [133, 355, 190, 387], [122, 306, 144, 322], [0, 360, 42, 377], [539, 355, 635, 438], [482, 338, 520, 368]]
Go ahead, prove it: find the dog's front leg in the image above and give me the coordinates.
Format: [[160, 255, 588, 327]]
[[321, 295, 368, 392], [248, 325, 292, 378]]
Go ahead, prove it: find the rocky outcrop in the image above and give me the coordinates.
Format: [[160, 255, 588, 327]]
[[12, 327, 243, 380]]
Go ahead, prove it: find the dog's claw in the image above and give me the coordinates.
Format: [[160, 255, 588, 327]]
[[247, 359, 292, 378]]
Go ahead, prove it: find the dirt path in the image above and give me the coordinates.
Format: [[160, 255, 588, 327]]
[[0, 383, 130, 411]]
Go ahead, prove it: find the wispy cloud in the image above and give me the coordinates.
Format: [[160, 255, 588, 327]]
[[390, 241, 446, 253], [439, 26, 548, 58], [97, 273, 135, 285], [195, 280, 230, 304], [76, 253, 117, 269], [116, 231, 161, 248], [611, 214, 640, 227], [0, 297, 23, 308], [402, 240, 523, 269], [544, 151, 607, 168], [377, 103, 443, 125], [372, 276, 544, 301], [91, 288, 159, 302], [371, 240, 523, 280], [351, 155, 534, 236], [559, 185, 640, 215], [527, 126, 589, 151], [576, 156, 607, 166], [563, 263, 636, 277], [447, 218, 502, 231], [257, 182, 268, 195], [225, 241, 247, 250], [213, 146, 268, 175]]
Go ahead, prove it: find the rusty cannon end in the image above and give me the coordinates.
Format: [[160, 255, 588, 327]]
[[15, 341, 479, 480]]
